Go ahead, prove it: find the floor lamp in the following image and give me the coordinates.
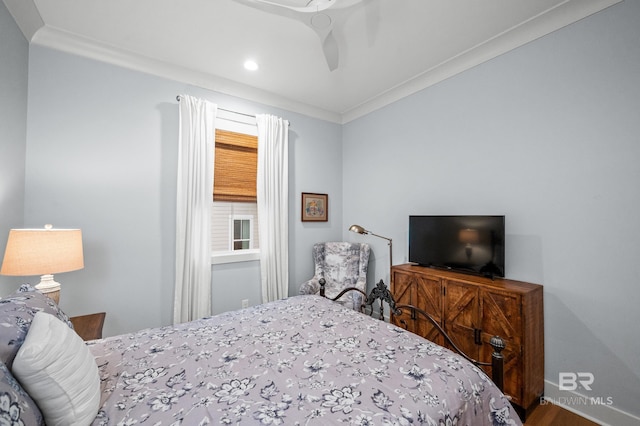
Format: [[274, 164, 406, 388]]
[[349, 224, 392, 283]]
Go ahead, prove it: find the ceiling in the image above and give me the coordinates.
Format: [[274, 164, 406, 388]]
[[4, 0, 620, 123]]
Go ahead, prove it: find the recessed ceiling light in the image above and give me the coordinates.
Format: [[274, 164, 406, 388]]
[[244, 60, 259, 71]]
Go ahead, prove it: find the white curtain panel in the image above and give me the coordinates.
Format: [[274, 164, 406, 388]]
[[174, 95, 217, 323], [256, 114, 290, 303]]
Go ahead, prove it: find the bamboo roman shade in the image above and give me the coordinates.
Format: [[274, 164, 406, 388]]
[[214, 129, 258, 202]]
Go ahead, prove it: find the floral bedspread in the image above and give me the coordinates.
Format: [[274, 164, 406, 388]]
[[89, 295, 520, 425]]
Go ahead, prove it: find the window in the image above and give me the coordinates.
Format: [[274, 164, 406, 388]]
[[211, 116, 259, 263], [211, 202, 260, 252], [232, 216, 253, 250]]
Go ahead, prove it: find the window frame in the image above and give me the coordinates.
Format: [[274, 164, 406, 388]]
[[230, 215, 254, 251], [211, 113, 260, 265]]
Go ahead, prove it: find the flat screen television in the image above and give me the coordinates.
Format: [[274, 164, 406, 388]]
[[408, 215, 505, 278]]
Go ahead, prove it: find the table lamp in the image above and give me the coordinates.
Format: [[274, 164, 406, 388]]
[[459, 228, 479, 261], [1, 224, 84, 304]]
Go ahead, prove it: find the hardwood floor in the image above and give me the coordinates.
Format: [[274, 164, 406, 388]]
[[524, 400, 601, 425]]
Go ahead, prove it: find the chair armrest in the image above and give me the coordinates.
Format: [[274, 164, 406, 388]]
[[299, 278, 321, 295]]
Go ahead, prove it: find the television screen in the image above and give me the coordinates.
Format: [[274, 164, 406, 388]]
[[408, 215, 505, 278]]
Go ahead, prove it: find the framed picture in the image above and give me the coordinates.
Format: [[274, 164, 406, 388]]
[[301, 192, 328, 222]]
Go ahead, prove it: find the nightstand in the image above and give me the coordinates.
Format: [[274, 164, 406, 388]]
[[70, 312, 106, 341]]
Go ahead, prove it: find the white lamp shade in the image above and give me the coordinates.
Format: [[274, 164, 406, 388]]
[[1, 228, 84, 276], [459, 228, 479, 244]]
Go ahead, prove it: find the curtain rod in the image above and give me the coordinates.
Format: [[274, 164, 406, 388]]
[[176, 95, 256, 119]]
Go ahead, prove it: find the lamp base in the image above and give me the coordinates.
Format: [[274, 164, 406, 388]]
[[35, 274, 61, 304]]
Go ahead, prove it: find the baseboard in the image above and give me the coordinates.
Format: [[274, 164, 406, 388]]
[[543, 380, 640, 426]]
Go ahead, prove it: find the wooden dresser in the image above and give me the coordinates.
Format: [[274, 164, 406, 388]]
[[391, 263, 544, 419]]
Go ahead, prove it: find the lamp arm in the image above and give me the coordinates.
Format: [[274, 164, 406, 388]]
[[367, 232, 392, 244], [349, 225, 393, 281]]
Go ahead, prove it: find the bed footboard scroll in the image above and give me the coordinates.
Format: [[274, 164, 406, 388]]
[[319, 278, 506, 392]]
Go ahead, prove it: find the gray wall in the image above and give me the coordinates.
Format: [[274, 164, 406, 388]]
[[342, 0, 639, 421], [22, 45, 343, 336], [4, 0, 639, 422], [0, 1, 28, 264]]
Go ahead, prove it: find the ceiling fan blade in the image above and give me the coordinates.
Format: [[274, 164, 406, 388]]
[[322, 30, 339, 71], [232, 0, 298, 19]]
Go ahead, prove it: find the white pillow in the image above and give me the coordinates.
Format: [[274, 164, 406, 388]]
[[12, 311, 101, 426]]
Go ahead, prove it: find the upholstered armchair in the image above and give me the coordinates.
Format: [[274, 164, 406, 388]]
[[299, 242, 370, 310]]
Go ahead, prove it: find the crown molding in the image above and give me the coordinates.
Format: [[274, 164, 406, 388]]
[[30, 25, 342, 124], [340, 0, 622, 123], [10, 0, 621, 125], [2, 0, 44, 41]]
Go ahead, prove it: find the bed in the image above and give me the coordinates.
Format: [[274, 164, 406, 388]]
[[0, 284, 521, 425]]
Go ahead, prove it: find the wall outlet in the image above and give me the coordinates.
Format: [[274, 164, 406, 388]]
[[242, 299, 249, 308]]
